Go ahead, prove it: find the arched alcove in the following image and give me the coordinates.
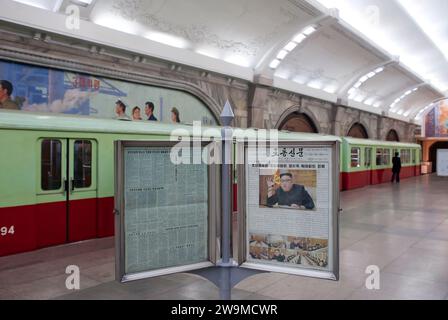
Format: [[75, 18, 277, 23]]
[[347, 123, 369, 139], [386, 129, 400, 142], [279, 112, 318, 133]]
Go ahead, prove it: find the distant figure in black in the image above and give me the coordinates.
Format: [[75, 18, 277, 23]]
[[391, 152, 402, 183]]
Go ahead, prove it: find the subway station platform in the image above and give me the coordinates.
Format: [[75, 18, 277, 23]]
[[1, 174, 448, 300]]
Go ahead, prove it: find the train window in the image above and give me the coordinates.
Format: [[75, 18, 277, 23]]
[[376, 148, 383, 166], [365, 148, 372, 167], [74, 140, 92, 189], [401, 149, 411, 164], [383, 149, 391, 166], [41, 140, 62, 191], [412, 149, 417, 164], [351, 147, 361, 168]]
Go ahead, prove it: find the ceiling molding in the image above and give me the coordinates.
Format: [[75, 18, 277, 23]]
[[336, 59, 398, 97]]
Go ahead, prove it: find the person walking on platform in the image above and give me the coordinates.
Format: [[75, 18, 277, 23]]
[[391, 152, 402, 183]]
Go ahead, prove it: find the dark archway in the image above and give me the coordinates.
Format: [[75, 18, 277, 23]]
[[386, 129, 400, 142], [279, 112, 318, 133], [429, 141, 448, 173], [347, 123, 369, 139]]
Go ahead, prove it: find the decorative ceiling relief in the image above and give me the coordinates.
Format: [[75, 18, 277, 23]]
[[101, 0, 312, 59]]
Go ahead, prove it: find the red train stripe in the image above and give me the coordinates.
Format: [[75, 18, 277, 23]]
[[341, 166, 420, 191], [0, 197, 114, 257]]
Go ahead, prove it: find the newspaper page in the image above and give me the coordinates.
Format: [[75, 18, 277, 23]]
[[246, 146, 333, 271], [124, 147, 208, 274]]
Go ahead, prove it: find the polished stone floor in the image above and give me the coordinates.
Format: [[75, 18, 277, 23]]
[[1, 174, 448, 300]]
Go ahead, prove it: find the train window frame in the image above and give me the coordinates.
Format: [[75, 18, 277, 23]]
[[376, 148, 384, 166], [401, 149, 411, 164], [73, 140, 92, 189], [40, 139, 63, 192], [365, 148, 372, 168], [351, 147, 361, 168], [383, 149, 391, 166]]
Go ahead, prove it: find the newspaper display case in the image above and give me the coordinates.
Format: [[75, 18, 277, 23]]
[[235, 137, 340, 281], [114, 140, 220, 282]]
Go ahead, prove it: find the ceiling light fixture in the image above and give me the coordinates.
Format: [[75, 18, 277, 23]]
[[269, 25, 318, 70]]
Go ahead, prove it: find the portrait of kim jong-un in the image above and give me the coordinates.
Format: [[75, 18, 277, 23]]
[[259, 169, 316, 211]]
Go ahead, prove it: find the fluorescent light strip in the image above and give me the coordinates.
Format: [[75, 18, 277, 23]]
[[269, 59, 281, 69], [388, 87, 419, 110], [415, 103, 433, 119], [315, 0, 448, 93], [269, 25, 316, 70], [347, 67, 385, 106]]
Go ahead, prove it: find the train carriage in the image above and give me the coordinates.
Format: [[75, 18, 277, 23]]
[[0, 110, 206, 257], [341, 137, 421, 191], [0, 110, 341, 257]]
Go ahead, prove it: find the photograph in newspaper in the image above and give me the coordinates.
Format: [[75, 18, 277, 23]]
[[259, 168, 316, 211], [246, 146, 333, 272]]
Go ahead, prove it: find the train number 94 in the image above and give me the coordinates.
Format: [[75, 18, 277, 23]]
[[1, 226, 14, 236]]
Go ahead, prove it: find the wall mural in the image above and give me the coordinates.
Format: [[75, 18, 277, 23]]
[[425, 99, 448, 138], [0, 60, 217, 125]]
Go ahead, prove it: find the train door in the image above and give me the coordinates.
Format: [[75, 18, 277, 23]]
[[68, 139, 98, 242], [37, 138, 97, 247], [36, 138, 68, 247], [365, 147, 372, 185]]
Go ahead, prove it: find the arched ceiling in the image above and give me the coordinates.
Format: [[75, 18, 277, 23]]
[[2, 0, 447, 124]]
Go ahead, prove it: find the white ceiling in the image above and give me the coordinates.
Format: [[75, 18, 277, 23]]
[[2, 0, 447, 124]]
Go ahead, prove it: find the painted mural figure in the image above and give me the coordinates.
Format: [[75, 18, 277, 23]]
[[0, 80, 19, 110], [115, 100, 131, 121], [171, 107, 181, 123], [145, 102, 158, 121], [132, 106, 143, 121]]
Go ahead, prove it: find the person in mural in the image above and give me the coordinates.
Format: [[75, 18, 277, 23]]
[[391, 152, 402, 183], [267, 170, 315, 210], [132, 106, 142, 121], [144, 102, 158, 121], [0, 80, 19, 110], [171, 107, 181, 123], [115, 100, 131, 121]]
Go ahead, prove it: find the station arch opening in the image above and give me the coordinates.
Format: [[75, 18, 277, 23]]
[[386, 129, 400, 142], [279, 112, 318, 133], [347, 123, 369, 139]]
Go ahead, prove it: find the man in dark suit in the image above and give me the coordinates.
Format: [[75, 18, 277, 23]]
[[391, 152, 402, 183], [144, 102, 158, 121], [267, 171, 315, 210]]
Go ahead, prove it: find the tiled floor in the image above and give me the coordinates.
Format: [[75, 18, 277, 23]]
[[1, 174, 448, 300]]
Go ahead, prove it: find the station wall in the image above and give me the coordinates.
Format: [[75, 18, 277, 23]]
[[0, 23, 419, 142]]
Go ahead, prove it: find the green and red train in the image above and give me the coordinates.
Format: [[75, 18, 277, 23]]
[[0, 111, 421, 257], [340, 137, 421, 190]]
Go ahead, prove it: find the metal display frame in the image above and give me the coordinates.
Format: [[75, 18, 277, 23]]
[[234, 140, 340, 281], [114, 140, 220, 282]]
